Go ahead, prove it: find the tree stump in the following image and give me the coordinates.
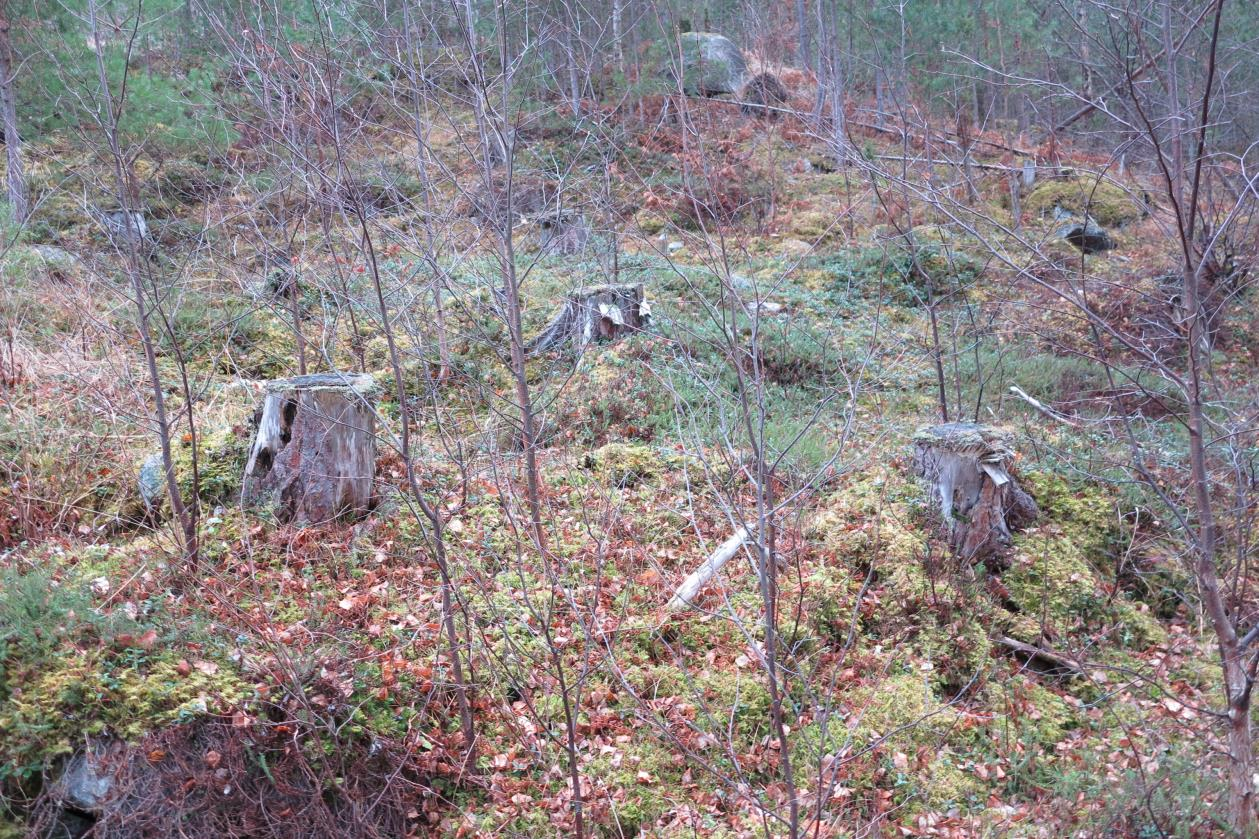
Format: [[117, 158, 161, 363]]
[[525, 283, 651, 356], [242, 373, 378, 525], [913, 423, 1038, 563], [534, 210, 591, 255]]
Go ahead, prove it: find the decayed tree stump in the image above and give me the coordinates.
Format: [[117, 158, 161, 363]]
[[913, 423, 1038, 563], [525, 283, 651, 356], [242, 373, 378, 524], [534, 210, 591, 255]]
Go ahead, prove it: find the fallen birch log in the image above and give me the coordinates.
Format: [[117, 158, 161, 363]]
[[667, 526, 753, 611]]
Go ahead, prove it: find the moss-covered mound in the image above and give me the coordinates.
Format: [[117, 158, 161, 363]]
[[1022, 178, 1143, 227]]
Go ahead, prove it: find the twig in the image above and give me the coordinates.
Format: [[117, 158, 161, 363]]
[[995, 635, 1085, 675], [1008, 385, 1081, 428]]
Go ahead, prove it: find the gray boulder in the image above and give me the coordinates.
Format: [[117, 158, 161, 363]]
[[58, 739, 122, 813], [677, 32, 747, 96], [1053, 206, 1114, 254], [100, 209, 149, 244], [138, 453, 165, 514], [30, 245, 83, 282]]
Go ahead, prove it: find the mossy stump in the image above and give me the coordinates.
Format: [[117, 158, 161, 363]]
[[242, 373, 378, 525], [913, 423, 1038, 563]]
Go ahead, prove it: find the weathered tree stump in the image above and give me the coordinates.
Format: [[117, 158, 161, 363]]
[[525, 283, 651, 356], [242, 373, 378, 525], [913, 423, 1038, 563], [534, 210, 591, 255], [738, 72, 788, 118]]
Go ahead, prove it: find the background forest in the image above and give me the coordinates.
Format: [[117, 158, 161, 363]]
[[1, 1, 1258, 837]]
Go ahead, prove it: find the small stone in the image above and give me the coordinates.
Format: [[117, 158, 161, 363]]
[[138, 453, 165, 512], [58, 739, 121, 813]]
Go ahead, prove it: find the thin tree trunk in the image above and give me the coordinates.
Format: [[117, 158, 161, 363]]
[[0, 1, 27, 224], [87, 0, 197, 564], [1176, 3, 1253, 830], [796, 0, 811, 71], [612, 0, 623, 66]]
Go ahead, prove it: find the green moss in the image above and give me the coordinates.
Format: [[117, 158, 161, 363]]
[[585, 732, 684, 837], [634, 209, 667, 235], [922, 752, 985, 809], [583, 442, 661, 487], [807, 471, 926, 571], [1022, 178, 1142, 227], [641, 665, 773, 751], [1004, 473, 1165, 648], [103, 425, 250, 528], [790, 210, 840, 242], [795, 673, 985, 813], [1016, 682, 1079, 748], [0, 650, 248, 779], [1006, 529, 1107, 635], [799, 565, 861, 644], [174, 425, 252, 506], [848, 673, 953, 747]]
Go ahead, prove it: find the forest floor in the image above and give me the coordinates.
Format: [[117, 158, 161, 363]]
[[0, 91, 1250, 838]]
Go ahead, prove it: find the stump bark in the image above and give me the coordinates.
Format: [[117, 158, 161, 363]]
[[242, 373, 378, 525], [534, 210, 591, 255], [913, 423, 1038, 563], [525, 283, 650, 356]]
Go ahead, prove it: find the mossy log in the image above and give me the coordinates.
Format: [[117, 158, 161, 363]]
[[913, 423, 1038, 563], [525, 283, 650, 357], [242, 373, 378, 525]]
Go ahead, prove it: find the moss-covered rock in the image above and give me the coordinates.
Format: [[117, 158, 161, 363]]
[[1022, 178, 1142, 227], [634, 209, 668, 235], [173, 424, 252, 507], [675, 32, 747, 96], [790, 210, 841, 243], [0, 568, 248, 780], [583, 442, 661, 487]]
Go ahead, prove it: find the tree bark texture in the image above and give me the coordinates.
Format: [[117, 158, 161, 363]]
[[913, 423, 1038, 563], [243, 373, 378, 525]]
